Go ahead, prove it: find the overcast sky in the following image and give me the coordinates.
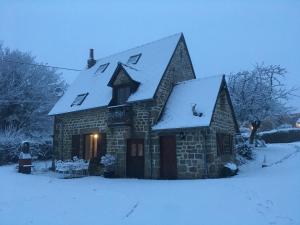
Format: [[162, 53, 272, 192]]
[[1, 0, 299, 111]]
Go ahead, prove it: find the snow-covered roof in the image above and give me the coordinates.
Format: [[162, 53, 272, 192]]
[[152, 75, 223, 130], [49, 33, 182, 115]]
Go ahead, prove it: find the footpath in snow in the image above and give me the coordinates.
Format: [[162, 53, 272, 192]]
[[0, 142, 299, 225]]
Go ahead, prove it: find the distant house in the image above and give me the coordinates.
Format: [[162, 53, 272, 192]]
[[49, 33, 239, 179], [296, 118, 300, 128]]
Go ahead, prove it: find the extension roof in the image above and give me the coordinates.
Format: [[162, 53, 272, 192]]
[[152, 75, 224, 130]]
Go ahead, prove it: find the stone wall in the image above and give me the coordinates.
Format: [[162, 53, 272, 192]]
[[151, 86, 237, 179], [151, 39, 195, 123], [151, 128, 206, 179], [53, 107, 107, 160], [106, 126, 132, 177], [207, 87, 237, 177]]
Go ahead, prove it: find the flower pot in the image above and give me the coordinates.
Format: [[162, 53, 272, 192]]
[[103, 171, 115, 178]]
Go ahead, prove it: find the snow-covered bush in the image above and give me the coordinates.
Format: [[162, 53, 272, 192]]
[[0, 125, 53, 164], [235, 134, 253, 160], [100, 154, 116, 167], [235, 142, 253, 160], [100, 154, 116, 177], [220, 162, 238, 177], [0, 126, 25, 164]]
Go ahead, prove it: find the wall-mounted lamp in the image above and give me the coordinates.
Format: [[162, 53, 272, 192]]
[[179, 132, 185, 140]]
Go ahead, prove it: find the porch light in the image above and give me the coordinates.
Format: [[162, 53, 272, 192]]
[[179, 132, 185, 140], [93, 134, 98, 139], [296, 119, 300, 128]]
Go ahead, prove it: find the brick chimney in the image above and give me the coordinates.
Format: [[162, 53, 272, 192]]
[[87, 49, 96, 69]]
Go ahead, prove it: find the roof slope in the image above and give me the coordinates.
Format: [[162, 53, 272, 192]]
[[49, 33, 182, 115], [152, 75, 223, 130]]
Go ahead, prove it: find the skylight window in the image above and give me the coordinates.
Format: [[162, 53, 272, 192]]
[[127, 54, 141, 64], [71, 93, 89, 107], [95, 63, 109, 73]]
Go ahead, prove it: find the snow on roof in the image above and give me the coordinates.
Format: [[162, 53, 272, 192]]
[[49, 33, 182, 115], [152, 75, 223, 130]]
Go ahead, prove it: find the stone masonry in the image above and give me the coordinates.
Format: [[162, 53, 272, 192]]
[[52, 36, 237, 179]]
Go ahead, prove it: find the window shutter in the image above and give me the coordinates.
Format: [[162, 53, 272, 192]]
[[216, 133, 223, 156], [71, 135, 80, 158], [97, 133, 107, 157]]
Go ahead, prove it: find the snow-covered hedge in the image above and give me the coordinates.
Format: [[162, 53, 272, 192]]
[[0, 128, 25, 164], [0, 127, 53, 165], [258, 128, 300, 143]]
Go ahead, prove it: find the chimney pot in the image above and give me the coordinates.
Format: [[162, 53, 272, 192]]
[[89, 49, 94, 59], [87, 48, 96, 69]]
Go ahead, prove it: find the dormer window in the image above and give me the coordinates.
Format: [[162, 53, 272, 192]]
[[71, 93, 88, 107], [127, 54, 141, 64], [115, 86, 131, 105], [95, 63, 109, 74]]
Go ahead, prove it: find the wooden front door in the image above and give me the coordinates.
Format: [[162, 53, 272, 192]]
[[160, 135, 177, 179], [126, 139, 144, 178]]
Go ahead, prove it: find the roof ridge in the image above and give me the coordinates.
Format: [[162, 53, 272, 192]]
[[175, 74, 223, 86], [95, 32, 183, 62]]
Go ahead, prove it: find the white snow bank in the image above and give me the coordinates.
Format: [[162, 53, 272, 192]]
[[1, 142, 300, 225]]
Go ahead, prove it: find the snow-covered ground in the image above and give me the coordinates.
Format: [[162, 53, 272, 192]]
[[1, 143, 300, 225]]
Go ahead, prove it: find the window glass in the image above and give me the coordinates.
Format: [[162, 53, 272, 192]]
[[137, 144, 143, 156], [127, 54, 141, 64], [116, 86, 130, 105], [95, 63, 109, 73], [131, 144, 137, 156], [71, 93, 88, 107]]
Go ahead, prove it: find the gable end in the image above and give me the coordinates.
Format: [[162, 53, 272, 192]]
[[210, 75, 239, 133]]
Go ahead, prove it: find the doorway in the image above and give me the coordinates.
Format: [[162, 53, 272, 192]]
[[160, 135, 177, 179], [82, 133, 106, 160], [126, 139, 144, 178]]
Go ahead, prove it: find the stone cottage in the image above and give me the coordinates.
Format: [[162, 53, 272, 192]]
[[49, 33, 239, 179]]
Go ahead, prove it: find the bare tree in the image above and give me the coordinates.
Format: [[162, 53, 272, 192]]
[[227, 63, 294, 144]]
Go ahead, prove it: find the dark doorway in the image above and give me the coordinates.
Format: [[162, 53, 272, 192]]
[[160, 135, 177, 179], [126, 139, 144, 178], [82, 133, 106, 160]]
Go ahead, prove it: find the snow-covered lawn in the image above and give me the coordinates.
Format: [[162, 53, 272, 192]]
[[1, 143, 300, 225]]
